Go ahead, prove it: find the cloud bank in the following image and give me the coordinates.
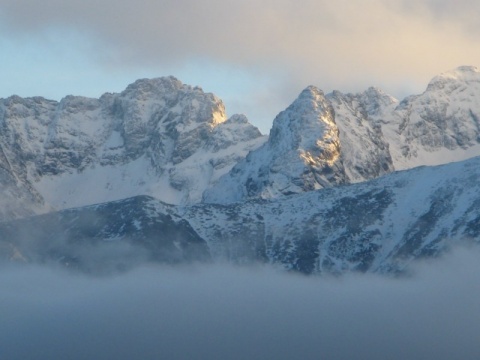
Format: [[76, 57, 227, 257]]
[[1, 1, 480, 132], [2, 1, 480, 86], [1, 247, 480, 360]]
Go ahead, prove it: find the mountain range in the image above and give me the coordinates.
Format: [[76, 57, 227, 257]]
[[1, 66, 480, 274]]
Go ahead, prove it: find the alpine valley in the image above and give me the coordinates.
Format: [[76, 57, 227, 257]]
[[1, 66, 480, 275]]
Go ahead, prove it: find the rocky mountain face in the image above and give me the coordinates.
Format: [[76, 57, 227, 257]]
[[0, 157, 47, 221], [385, 66, 480, 168], [326, 87, 396, 182], [0, 77, 265, 219], [189, 155, 480, 274], [205, 66, 480, 203], [1, 66, 480, 274], [2, 155, 480, 274], [327, 65, 480, 171], [0, 196, 210, 274], [204, 86, 346, 203], [0, 120, 50, 220], [2, 67, 479, 215]]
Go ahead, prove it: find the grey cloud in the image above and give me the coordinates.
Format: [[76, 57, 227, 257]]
[[1, 247, 480, 360], [1, 0, 480, 131], [1, 1, 479, 76]]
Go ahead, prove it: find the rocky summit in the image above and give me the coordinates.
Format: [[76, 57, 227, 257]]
[[206, 66, 480, 203], [0, 76, 265, 216], [1, 66, 480, 274]]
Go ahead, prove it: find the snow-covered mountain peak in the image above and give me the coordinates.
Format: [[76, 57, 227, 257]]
[[268, 85, 336, 152], [3, 67, 480, 217], [116, 76, 227, 129], [287, 86, 331, 117], [207, 114, 265, 153], [438, 65, 478, 79], [267, 84, 341, 174], [426, 65, 480, 92], [124, 76, 182, 92], [376, 66, 480, 170], [297, 85, 326, 101], [324, 88, 395, 183], [224, 113, 250, 125], [0, 77, 266, 214], [359, 87, 398, 116], [120, 76, 197, 104], [206, 66, 480, 204], [203, 85, 346, 204], [327, 86, 397, 122]]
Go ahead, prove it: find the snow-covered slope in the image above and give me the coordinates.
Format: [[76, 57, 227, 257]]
[[0, 196, 210, 272], [170, 155, 480, 273], [0, 77, 265, 215], [0, 120, 50, 220], [2, 67, 480, 218], [384, 66, 480, 169], [2, 155, 480, 275], [326, 87, 396, 182], [204, 86, 346, 203], [205, 66, 480, 204], [329, 66, 480, 171], [0, 161, 48, 221]]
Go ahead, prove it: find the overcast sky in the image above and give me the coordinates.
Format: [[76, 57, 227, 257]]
[[1, 0, 480, 133]]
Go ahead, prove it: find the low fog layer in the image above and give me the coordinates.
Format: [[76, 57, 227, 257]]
[[1, 247, 480, 360]]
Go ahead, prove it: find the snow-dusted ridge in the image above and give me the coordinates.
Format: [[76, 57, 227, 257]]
[[1, 66, 480, 274], [0, 76, 265, 218], [204, 86, 345, 203], [2, 154, 480, 274], [205, 66, 480, 203], [383, 65, 480, 170], [1, 66, 480, 220], [184, 154, 480, 273]]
